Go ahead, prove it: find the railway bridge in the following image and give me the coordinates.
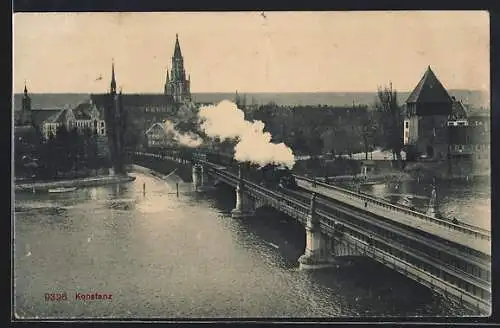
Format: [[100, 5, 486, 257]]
[[130, 151, 491, 315]]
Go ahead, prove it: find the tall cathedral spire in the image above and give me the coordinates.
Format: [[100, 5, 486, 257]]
[[164, 34, 191, 102], [173, 33, 182, 58], [110, 60, 117, 94]]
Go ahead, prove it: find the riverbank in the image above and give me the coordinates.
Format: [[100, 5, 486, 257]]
[[15, 174, 136, 192], [127, 164, 186, 183]]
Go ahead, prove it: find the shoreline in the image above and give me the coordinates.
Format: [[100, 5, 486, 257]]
[[14, 174, 136, 192]]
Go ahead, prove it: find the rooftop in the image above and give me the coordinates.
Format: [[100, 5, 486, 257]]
[[406, 66, 453, 104]]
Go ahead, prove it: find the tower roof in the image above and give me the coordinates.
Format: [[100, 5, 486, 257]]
[[173, 34, 182, 58], [406, 66, 452, 104]]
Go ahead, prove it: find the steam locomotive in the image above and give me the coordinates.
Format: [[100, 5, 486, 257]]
[[153, 147, 298, 190], [257, 163, 298, 190], [202, 153, 298, 190]]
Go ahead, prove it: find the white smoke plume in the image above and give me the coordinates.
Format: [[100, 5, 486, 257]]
[[198, 100, 296, 169], [163, 120, 203, 148]]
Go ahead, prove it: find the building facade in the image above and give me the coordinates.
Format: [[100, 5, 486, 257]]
[[39, 101, 106, 139], [144, 121, 176, 148]]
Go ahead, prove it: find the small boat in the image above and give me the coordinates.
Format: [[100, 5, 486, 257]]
[[48, 187, 77, 193]]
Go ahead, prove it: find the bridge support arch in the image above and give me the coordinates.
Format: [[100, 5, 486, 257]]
[[298, 193, 336, 270], [231, 180, 255, 218], [231, 166, 255, 218]]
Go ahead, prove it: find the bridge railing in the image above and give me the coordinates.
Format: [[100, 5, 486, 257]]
[[330, 228, 490, 314], [315, 213, 490, 314], [294, 175, 491, 241]]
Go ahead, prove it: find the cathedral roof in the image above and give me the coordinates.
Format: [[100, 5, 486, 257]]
[[31, 109, 61, 126], [90, 94, 175, 109], [406, 66, 453, 104], [45, 108, 72, 124], [13, 94, 90, 111], [72, 101, 102, 120]]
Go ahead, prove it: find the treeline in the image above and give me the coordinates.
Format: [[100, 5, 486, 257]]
[[15, 126, 111, 180], [245, 83, 404, 160]]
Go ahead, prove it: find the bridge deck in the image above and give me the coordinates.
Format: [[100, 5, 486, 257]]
[[296, 179, 490, 256]]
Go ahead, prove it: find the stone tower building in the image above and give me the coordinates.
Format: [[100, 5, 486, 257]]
[[405, 66, 453, 160]]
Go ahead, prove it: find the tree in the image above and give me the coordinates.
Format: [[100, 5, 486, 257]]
[[83, 127, 98, 173], [68, 127, 81, 171], [290, 130, 308, 155], [306, 128, 324, 157], [358, 110, 378, 160], [375, 82, 403, 161], [54, 125, 71, 173]]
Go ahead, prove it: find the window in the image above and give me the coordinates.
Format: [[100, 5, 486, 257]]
[[405, 122, 409, 129], [101, 121, 105, 127]]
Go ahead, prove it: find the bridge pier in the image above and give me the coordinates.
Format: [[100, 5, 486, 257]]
[[298, 193, 336, 270], [231, 166, 255, 218], [426, 184, 438, 218], [192, 164, 203, 191]]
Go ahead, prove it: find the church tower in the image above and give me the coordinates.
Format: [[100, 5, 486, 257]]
[[21, 82, 32, 125], [110, 60, 117, 95], [164, 34, 191, 103]]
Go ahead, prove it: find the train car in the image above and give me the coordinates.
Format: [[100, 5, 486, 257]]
[[257, 164, 298, 190]]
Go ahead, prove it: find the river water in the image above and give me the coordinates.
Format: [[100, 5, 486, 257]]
[[14, 169, 474, 319]]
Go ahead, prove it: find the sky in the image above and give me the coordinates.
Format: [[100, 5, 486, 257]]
[[13, 11, 490, 94]]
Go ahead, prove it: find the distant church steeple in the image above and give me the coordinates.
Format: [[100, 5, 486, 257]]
[[164, 34, 191, 102], [21, 81, 32, 125], [110, 60, 117, 95]]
